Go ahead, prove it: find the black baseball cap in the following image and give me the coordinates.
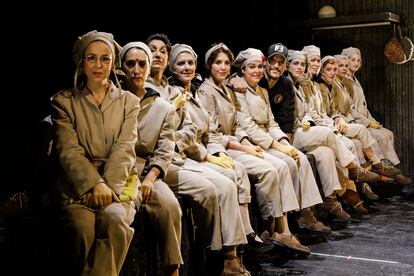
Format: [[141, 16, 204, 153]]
[[266, 43, 288, 60]]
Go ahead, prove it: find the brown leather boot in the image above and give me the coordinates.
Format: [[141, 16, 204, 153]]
[[394, 174, 413, 185], [221, 256, 251, 276], [358, 182, 379, 200], [297, 208, 331, 234], [361, 161, 372, 171], [372, 161, 401, 177], [348, 166, 380, 184], [341, 190, 368, 215], [321, 196, 351, 222]]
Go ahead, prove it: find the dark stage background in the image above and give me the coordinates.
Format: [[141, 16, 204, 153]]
[[3, 0, 413, 199]]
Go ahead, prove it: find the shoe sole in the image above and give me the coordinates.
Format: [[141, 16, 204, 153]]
[[270, 239, 310, 255], [297, 223, 332, 235], [245, 244, 275, 254]]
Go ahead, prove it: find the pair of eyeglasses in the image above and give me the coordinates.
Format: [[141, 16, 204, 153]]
[[84, 55, 112, 64]]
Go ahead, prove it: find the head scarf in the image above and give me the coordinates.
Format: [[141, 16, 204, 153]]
[[287, 50, 306, 63], [72, 30, 121, 68], [233, 48, 264, 69], [320, 55, 336, 67], [169, 43, 198, 72], [302, 45, 321, 58], [72, 30, 121, 90], [334, 54, 348, 62], [205, 43, 232, 64], [120, 42, 153, 65], [341, 47, 361, 59]]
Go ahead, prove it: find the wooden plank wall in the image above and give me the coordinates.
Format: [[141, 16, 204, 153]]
[[289, 0, 413, 175]]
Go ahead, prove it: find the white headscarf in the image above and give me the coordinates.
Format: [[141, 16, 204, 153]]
[[233, 48, 264, 69], [120, 42, 153, 65]]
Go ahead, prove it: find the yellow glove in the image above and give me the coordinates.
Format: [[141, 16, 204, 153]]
[[219, 152, 235, 167], [172, 92, 187, 110], [207, 154, 234, 168], [337, 118, 348, 134], [119, 173, 138, 202], [301, 121, 311, 132], [368, 122, 381, 129], [273, 143, 299, 160], [244, 145, 264, 158]]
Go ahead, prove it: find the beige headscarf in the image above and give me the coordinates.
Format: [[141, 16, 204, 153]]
[[72, 30, 121, 68], [341, 47, 361, 58], [321, 55, 336, 67], [169, 43, 198, 72], [204, 43, 232, 64], [334, 54, 348, 62], [302, 45, 321, 58], [120, 42, 153, 65], [287, 50, 306, 63], [72, 30, 122, 91], [233, 48, 264, 69]]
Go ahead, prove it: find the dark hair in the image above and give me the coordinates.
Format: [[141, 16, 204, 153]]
[[204, 43, 234, 78], [145, 33, 172, 56]]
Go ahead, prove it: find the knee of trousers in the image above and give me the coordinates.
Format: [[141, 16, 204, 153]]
[[311, 146, 336, 163], [194, 181, 219, 208], [152, 192, 183, 221], [255, 168, 278, 188], [220, 177, 239, 200], [283, 156, 298, 173], [71, 219, 95, 244], [221, 167, 237, 183]]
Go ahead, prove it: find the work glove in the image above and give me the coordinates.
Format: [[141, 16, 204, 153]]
[[368, 122, 381, 129], [244, 145, 264, 158], [301, 121, 311, 132], [119, 173, 139, 202], [172, 92, 187, 110], [207, 153, 234, 169]]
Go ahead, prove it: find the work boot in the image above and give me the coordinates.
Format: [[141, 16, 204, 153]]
[[394, 174, 413, 185], [245, 232, 274, 254], [359, 182, 379, 200], [371, 161, 401, 177], [321, 196, 351, 222], [341, 190, 368, 215], [348, 166, 380, 184], [221, 256, 251, 276], [361, 161, 372, 171], [261, 231, 310, 256], [297, 208, 331, 234]]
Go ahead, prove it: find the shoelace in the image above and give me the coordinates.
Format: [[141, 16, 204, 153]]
[[381, 162, 400, 173], [357, 166, 369, 176], [332, 201, 346, 214]]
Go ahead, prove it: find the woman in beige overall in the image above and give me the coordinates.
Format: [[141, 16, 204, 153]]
[[145, 35, 250, 275], [232, 48, 325, 254], [289, 49, 373, 215], [316, 56, 399, 181], [120, 41, 182, 276], [301, 45, 380, 201], [339, 49, 411, 185], [51, 30, 139, 276]]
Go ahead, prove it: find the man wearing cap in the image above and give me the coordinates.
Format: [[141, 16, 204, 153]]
[[260, 44, 341, 229], [261, 43, 296, 139]]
